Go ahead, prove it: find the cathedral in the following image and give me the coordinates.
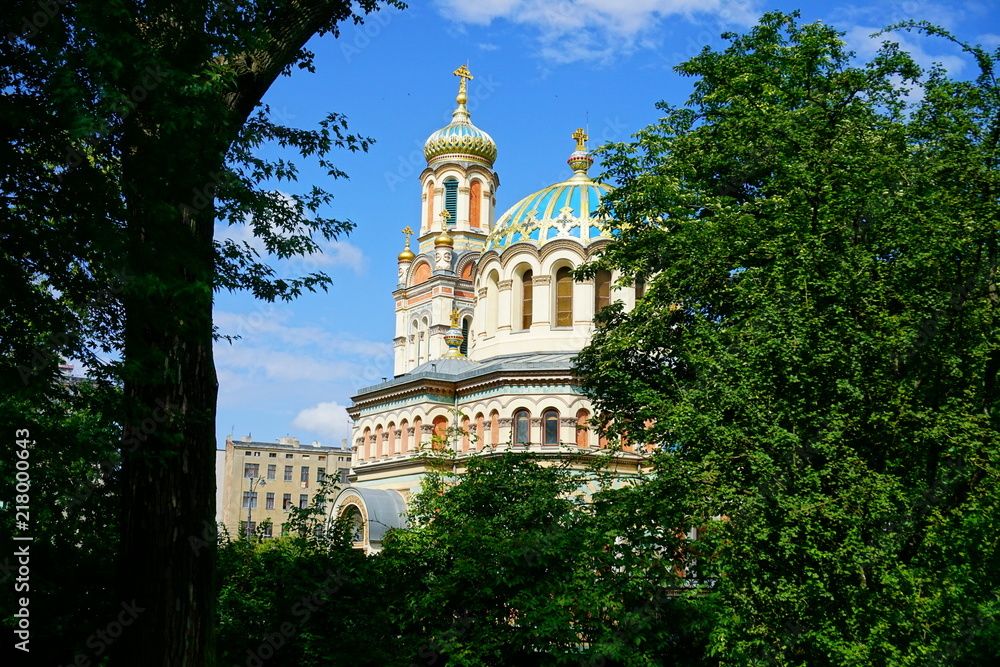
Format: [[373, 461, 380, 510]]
[[332, 66, 644, 552]]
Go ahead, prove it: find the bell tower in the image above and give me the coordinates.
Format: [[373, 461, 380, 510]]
[[391, 65, 500, 376]]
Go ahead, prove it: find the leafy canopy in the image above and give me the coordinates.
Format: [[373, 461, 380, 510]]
[[576, 12, 1000, 666]]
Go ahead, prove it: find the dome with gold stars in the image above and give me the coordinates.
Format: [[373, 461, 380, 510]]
[[424, 65, 498, 167], [484, 129, 612, 252]]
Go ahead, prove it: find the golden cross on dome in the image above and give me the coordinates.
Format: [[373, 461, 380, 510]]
[[453, 64, 473, 85], [572, 128, 588, 151], [440, 210, 451, 222], [402, 226, 413, 244], [450, 309, 460, 328]]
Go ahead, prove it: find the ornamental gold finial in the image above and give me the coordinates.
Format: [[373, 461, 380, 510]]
[[572, 128, 588, 151], [402, 226, 414, 245], [450, 309, 460, 328], [453, 64, 473, 106], [440, 210, 451, 223]]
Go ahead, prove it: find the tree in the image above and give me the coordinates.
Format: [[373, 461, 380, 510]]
[[2, 1, 402, 663], [380, 450, 711, 666], [0, 379, 122, 665], [576, 13, 1000, 665]]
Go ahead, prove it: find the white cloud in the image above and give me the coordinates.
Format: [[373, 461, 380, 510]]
[[214, 190, 367, 275], [293, 401, 354, 444], [435, 0, 760, 63], [845, 24, 968, 76]]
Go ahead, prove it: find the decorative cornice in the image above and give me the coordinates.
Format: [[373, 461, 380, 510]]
[[532, 275, 551, 286], [498, 279, 512, 291]]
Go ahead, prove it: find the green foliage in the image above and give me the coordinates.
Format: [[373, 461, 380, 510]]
[[215, 531, 396, 667], [0, 380, 121, 665], [381, 451, 711, 666], [576, 12, 1000, 665]]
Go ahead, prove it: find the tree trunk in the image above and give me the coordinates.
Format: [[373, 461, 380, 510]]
[[115, 134, 221, 664]]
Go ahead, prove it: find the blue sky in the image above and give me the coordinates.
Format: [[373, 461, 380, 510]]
[[212, 0, 1000, 449]]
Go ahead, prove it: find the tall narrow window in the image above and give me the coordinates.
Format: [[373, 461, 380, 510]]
[[425, 181, 434, 228], [543, 410, 560, 445], [469, 180, 482, 228], [444, 179, 458, 223], [514, 410, 530, 445], [595, 269, 612, 315], [265, 493, 275, 510], [635, 276, 646, 300], [460, 317, 470, 356], [521, 269, 533, 330], [556, 267, 573, 326]]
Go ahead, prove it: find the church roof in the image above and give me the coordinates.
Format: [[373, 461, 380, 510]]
[[484, 130, 613, 252], [354, 352, 579, 399]]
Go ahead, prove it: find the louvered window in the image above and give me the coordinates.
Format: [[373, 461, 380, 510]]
[[444, 179, 458, 223]]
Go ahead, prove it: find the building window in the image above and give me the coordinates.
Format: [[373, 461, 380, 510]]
[[299, 494, 308, 509], [285, 453, 293, 459], [319, 456, 326, 461], [262, 522, 272, 539], [284, 466, 293, 482], [339, 469, 350, 485], [444, 178, 458, 223], [514, 410, 530, 445], [242, 492, 257, 509], [338, 456, 344, 462], [303, 454, 310, 459], [555, 267, 573, 327], [244, 451, 251, 456], [469, 180, 482, 227], [266, 464, 276, 480], [244, 463, 259, 478], [543, 410, 560, 445], [253, 452, 260, 456], [460, 317, 470, 356], [521, 269, 533, 330], [269, 452, 277, 457], [265, 493, 275, 510], [241, 521, 255, 536], [300, 466, 309, 484], [317, 468, 326, 483], [282, 493, 292, 510], [595, 269, 612, 315], [635, 276, 645, 300]]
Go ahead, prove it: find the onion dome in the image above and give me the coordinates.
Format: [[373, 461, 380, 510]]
[[485, 129, 612, 252], [424, 65, 498, 167], [435, 228, 454, 247], [397, 227, 416, 261]]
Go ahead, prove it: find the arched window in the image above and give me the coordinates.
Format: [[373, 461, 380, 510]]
[[595, 269, 612, 315], [425, 181, 434, 229], [400, 419, 409, 454], [444, 178, 458, 223], [543, 410, 560, 445], [433, 415, 448, 450], [576, 409, 590, 448], [475, 413, 485, 450], [460, 317, 471, 356], [521, 269, 533, 330], [375, 425, 384, 458], [362, 427, 371, 460], [555, 266, 573, 327], [461, 416, 470, 452], [490, 411, 499, 446], [387, 422, 396, 456], [413, 416, 423, 449], [514, 410, 530, 445], [486, 270, 500, 334], [469, 180, 482, 228]]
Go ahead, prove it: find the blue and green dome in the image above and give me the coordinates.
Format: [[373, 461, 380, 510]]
[[485, 139, 613, 252]]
